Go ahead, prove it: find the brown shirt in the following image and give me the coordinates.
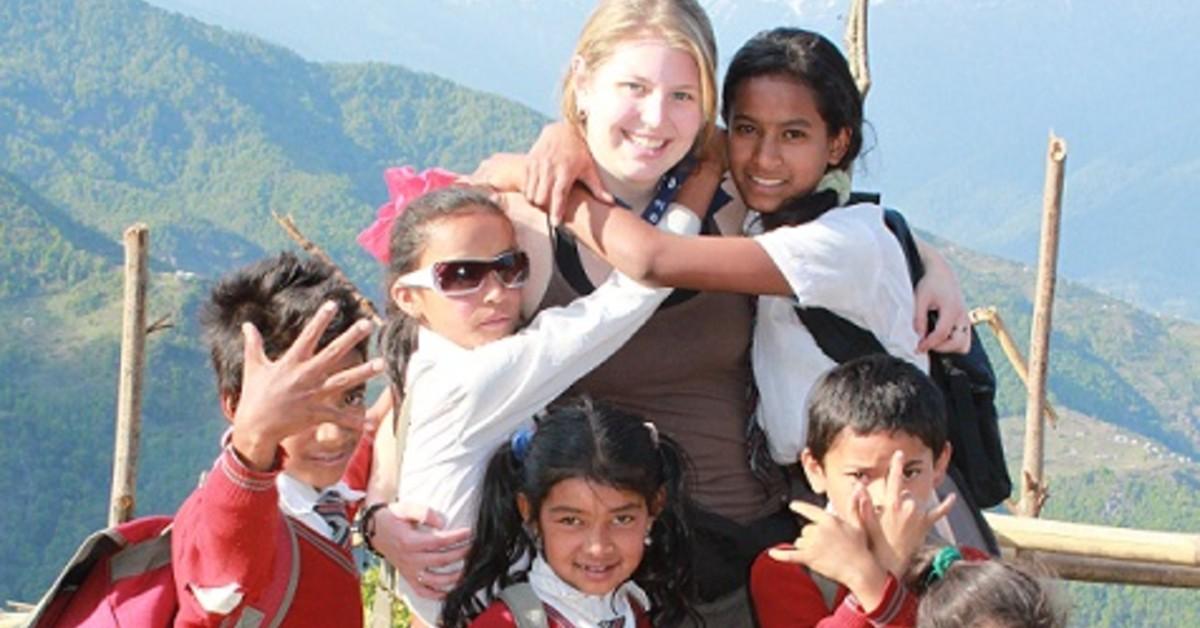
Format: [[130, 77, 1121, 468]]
[[537, 262, 785, 524]]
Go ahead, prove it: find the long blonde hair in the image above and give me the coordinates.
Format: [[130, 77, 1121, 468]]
[[561, 0, 718, 153]]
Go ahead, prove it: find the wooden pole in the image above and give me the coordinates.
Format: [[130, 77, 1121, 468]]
[[1002, 550, 1200, 589], [109, 224, 149, 526], [971, 307, 1059, 426], [271, 211, 383, 326], [845, 0, 871, 98], [1019, 133, 1067, 518], [986, 513, 1200, 568]]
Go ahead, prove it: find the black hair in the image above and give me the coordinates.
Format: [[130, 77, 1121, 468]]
[[440, 397, 696, 627], [722, 28, 867, 231], [906, 546, 1068, 628], [722, 27, 863, 171], [378, 186, 508, 406], [200, 251, 368, 405], [806, 354, 948, 463]]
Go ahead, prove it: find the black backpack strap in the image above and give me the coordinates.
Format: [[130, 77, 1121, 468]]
[[793, 306, 888, 364], [881, 208, 925, 287], [792, 206, 921, 367]]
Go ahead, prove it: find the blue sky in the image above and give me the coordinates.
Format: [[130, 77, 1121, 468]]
[[143, 0, 1200, 319]]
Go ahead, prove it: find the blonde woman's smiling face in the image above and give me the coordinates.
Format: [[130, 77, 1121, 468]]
[[575, 38, 704, 203]]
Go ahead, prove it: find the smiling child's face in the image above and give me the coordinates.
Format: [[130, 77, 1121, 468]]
[[527, 478, 653, 596], [802, 428, 950, 519], [726, 73, 849, 213], [278, 351, 366, 489]]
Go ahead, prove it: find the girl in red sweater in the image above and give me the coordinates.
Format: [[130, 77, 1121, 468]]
[[439, 398, 696, 628]]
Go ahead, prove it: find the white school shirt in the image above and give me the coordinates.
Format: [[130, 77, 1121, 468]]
[[275, 474, 363, 542], [393, 206, 700, 624], [750, 203, 929, 464], [527, 554, 649, 628]]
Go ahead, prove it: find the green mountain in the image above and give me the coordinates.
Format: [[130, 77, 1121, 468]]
[[0, 0, 1196, 624], [0, 173, 218, 601], [0, 170, 117, 299], [0, 0, 546, 286], [938, 235, 1200, 459]]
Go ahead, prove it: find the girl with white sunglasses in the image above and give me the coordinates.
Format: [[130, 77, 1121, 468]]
[[361, 185, 699, 627]]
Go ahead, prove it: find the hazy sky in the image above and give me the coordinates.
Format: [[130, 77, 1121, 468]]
[[141, 0, 1200, 316]]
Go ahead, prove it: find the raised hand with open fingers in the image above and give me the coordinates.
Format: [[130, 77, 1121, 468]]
[[230, 301, 383, 471], [861, 450, 957, 577], [769, 498, 890, 612]]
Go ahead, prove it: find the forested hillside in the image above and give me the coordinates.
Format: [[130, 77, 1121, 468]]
[[0, 0, 545, 285], [1, 1, 1196, 624]]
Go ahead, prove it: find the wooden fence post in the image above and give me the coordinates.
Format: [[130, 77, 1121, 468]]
[[109, 224, 149, 526], [845, 0, 871, 99], [1019, 134, 1067, 518]]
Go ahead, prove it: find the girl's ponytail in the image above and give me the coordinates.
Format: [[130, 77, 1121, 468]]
[[440, 438, 534, 628], [378, 298, 418, 423], [635, 431, 696, 627]]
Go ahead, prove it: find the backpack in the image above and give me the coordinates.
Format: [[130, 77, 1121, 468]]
[[792, 206, 1013, 510], [497, 582, 548, 628], [25, 515, 178, 627], [27, 504, 305, 626]]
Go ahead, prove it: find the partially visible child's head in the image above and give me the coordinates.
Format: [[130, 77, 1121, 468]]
[[802, 354, 951, 518], [907, 546, 1067, 628], [442, 397, 694, 627], [721, 27, 864, 213], [201, 252, 369, 488], [380, 186, 526, 391]]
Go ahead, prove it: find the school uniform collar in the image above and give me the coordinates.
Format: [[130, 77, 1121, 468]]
[[527, 554, 648, 628], [276, 473, 364, 541]]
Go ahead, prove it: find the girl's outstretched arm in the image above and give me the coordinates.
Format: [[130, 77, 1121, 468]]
[[553, 171, 793, 296]]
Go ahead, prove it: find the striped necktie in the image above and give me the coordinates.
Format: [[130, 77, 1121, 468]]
[[313, 489, 351, 549]]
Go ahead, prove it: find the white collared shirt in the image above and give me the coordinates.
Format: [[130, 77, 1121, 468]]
[[275, 474, 364, 542], [750, 203, 929, 463], [393, 206, 700, 624], [528, 554, 648, 628]]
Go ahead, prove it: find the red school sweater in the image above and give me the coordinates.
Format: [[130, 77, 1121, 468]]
[[750, 545, 917, 628], [171, 446, 362, 627]]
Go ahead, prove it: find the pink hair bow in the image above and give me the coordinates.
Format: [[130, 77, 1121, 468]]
[[357, 166, 461, 264]]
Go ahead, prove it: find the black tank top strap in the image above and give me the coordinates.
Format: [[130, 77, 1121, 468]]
[[552, 228, 595, 296], [551, 182, 733, 308]]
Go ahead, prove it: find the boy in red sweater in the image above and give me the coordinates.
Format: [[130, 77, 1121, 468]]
[[751, 355, 958, 627], [171, 253, 383, 626]]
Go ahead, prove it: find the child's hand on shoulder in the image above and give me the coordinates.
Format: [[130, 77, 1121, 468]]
[[525, 121, 613, 224], [860, 450, 956, 577], [770, 496, 889, 611], [231, 301, 383, 471]]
